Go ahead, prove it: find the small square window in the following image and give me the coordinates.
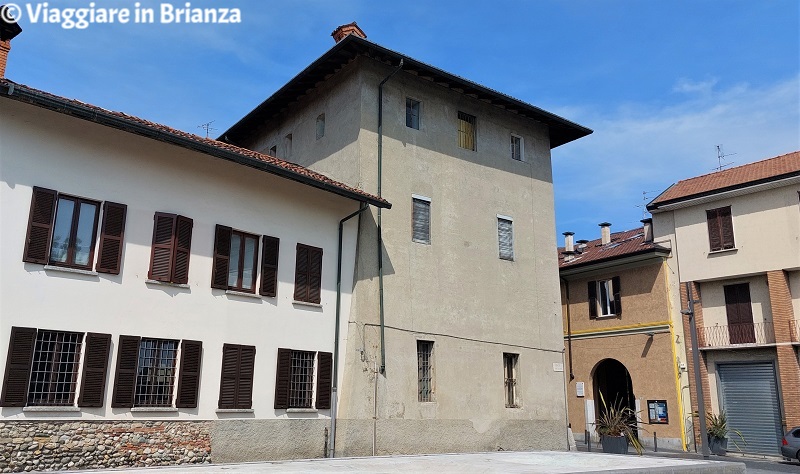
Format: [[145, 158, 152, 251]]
[[510, 134, 523, 161], [316, 114, 325, 140], [406, 98, 420, 130], [417, 341, 434, 402], [503, 353, 519, 408], [412, 196, 431, 244], [458, 112, 476, 151]]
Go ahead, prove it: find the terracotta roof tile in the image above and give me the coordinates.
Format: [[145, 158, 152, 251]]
[[649, 151, 800, 209], [558, 227, 667, 269], [0, 78, 389, 208]]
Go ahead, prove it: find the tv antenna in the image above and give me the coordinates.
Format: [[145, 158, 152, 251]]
[[635, 190, 660, 219], [713, 144, 736, 172], [198, 120, 216, 138]]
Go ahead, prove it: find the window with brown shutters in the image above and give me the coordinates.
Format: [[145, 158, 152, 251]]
[[218, 344, 256, 409], [458, 111, 476, 151], [706, 206, 735, 251], [176, 340, 202, 408], [111, 335, 140, 408], [78, 333, 111, 408], [315, 352, 332, 409], [148, 212, 193, 283], [587, 281, 597, 319], [260, 236, 280, 297], [588, 278, 621, 318], [723, 283, 755, 344], [211, 225, 269, 294], [1, 328, 109, 408], [274, 348, 327, 410], [274, 348, 292, 409], [95, 202, 127, 274], [22, 187, 108, 270], [294, 244, 323, 304]]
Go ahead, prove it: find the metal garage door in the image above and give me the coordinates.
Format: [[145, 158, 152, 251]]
[[718, 362, 783, 455]]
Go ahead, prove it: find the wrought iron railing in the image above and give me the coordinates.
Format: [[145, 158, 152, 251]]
[[791, 319, 800, 343], [700, 322, 774, 347]]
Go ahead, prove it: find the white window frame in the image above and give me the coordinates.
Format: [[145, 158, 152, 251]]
[[412, 194, 431, 245], [596, 279, 615, 317], [510, 133, 524, 162], [497, 214, 514, 261]]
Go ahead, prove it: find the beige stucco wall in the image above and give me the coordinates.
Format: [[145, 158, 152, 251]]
[[699, 276, 773, 334], [242, 55, 570, 455]]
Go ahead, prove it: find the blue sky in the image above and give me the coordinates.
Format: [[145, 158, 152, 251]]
[[5, 0, 799, 241]]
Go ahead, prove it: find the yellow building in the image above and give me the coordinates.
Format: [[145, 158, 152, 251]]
[[559, 222, 692, 451]]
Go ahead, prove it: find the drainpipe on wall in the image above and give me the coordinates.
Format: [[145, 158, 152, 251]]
[[376, 58, 403, 374], [329, 203, 368, 459]]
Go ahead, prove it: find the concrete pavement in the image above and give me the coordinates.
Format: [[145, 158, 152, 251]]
[[71, 451, 746, 473]]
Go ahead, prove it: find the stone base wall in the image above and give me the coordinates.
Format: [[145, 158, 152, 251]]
[[0, 421, 211, 472], [211, 419, 330, 463]]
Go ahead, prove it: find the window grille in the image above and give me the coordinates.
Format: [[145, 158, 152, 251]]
[[289, 350, 315, 408], [458, 112, 476, 151], [134, 338, 178, 407], [417, 341, 433, 402], [28, 330, 83, 406], [412, 197, 431, 244], [504, 353, 518, 408]]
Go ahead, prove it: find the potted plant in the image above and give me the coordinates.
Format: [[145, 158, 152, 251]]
[[705, 411, 745, 455], [595, 393, 644, 455]]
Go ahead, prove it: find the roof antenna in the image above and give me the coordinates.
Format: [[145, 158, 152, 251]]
[[713, 144, 736, 172], [198, 120, 216, 138], [636, 191, 659, 219]]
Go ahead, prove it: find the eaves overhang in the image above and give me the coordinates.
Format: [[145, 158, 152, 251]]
[[220, 34, 592, 149], [0, 80, 391, 209], [559, 246, 670, 279]]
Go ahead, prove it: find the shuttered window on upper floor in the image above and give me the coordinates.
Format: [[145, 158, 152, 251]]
[[458, 111, 476, 151], [293, 244, 323, 304], [706, 206, 735, 252], [148, 212, 193, 284]]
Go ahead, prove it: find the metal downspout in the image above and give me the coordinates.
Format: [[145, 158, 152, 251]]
[[377, 59, 403, 374], [329, 203, 368, 459]]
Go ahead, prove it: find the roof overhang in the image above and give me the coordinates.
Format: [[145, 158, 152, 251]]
[[0, 80, 390, 209], [559, 246, 671, 279], [220, 35, 592, 149]]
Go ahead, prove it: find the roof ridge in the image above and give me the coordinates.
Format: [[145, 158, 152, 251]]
[[672, 150, 800, 185]]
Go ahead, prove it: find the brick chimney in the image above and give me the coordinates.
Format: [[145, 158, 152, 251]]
[[331, 22, 366, 43], [599, 222, 611, 245], [641, 218, 653, 243], [0, 5, 23, 78]]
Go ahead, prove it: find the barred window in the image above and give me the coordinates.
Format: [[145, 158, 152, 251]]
[[28, 330, 83, 406], [458, 111, 476, 151], [134, 338, 178, 407], [504, 353, 518, 408], [417, 341, 433, 402], [289, 350, 315, 408]]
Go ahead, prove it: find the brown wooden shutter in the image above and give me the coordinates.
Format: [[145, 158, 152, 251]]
[[274, 348, 292, 409], [78, 332, 111, 407], [95, 202, 127, 274], [612, 276, 622, 316], [111, 335, 140, 408], [587, 281, 597, 319], [706, 208, 722, 251], [293, 244, 309, 301], [218, 344, 240, 409], [176, 340, 202, 408], [238, 345, 256, 409], [23, 187, 57, 264], [260, 236, 280, 297], [308, 247, 323, 304], [719, 207, 735, 249], [149, 213, 176, 281], [0, 327, 37, 407], [315, 351, 332, 409], [172, 216, 193, 284], [211, 225, 232, 289]]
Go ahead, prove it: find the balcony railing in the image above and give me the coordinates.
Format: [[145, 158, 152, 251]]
[[791, 319, 800, 343], [701, 322, 775, 348]]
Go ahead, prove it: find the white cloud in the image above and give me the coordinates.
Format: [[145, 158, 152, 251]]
[[672, 77, 719, 94], [552, 76, 800, 238]]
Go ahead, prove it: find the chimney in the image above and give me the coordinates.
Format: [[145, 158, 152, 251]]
[[331, 22, 367, 43], [641, 218, 653, 243], [563, 250, 576, 263], [0, 5, 22, 78], [599, 222, 611, 245], [563, 232, 575, 253]]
